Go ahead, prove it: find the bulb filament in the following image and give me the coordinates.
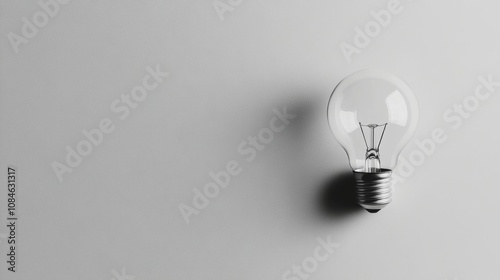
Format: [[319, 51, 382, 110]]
[[359, 122, 387, 173]]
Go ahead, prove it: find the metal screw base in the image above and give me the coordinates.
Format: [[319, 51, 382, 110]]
[[353, 169, 392, 213]]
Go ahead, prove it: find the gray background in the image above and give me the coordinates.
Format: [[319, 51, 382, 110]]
[[1, 0, 499, 279]]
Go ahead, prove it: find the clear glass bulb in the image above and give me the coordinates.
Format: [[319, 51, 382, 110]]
[[327, 69, 419, 212]]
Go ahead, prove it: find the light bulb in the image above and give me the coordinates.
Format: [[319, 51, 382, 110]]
[[327, 69, 419, 213]]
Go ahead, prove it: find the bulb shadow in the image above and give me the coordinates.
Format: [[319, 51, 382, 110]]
[[275, 95, 366, 224], [317, 171, 364, 218]]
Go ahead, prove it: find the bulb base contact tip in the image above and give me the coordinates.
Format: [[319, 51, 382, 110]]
[[353, 169, 392, 213]]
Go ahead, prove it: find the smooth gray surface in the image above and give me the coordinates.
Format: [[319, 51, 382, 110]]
[[1, 1, 499, 279]]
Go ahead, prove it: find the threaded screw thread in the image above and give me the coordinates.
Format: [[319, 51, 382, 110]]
[[353, 169, 392, 213]]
